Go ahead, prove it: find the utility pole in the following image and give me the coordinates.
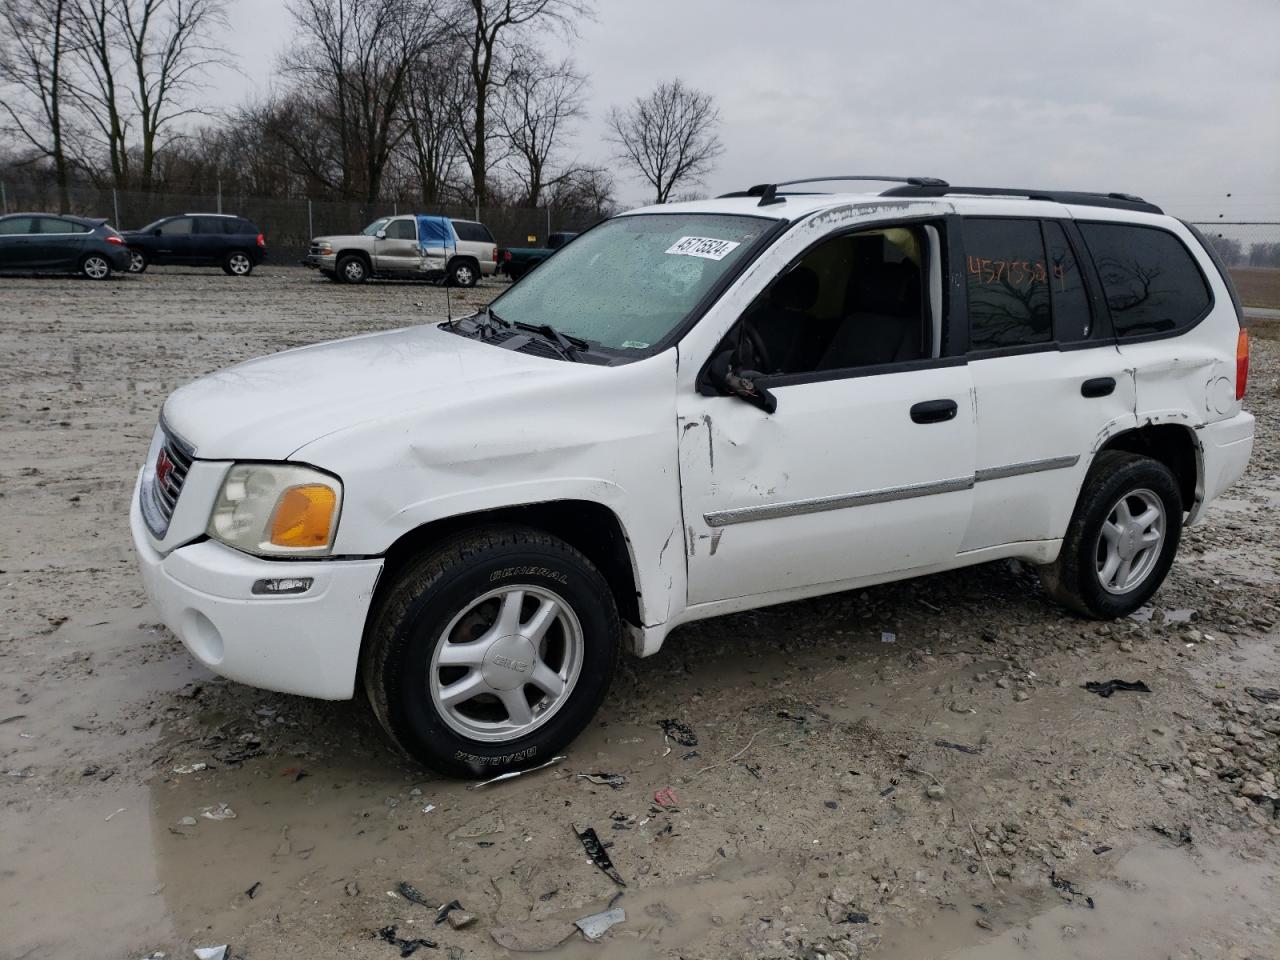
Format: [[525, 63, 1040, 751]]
[[307, 199, 313, 239], [112, 189, 121, 228], [217, 178, 223, 214]]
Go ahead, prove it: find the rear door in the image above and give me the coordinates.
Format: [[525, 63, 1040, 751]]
[[195, 216, 232, 264], [34, 216, 92, 269], [959, 216, 1136, 551], [374, 217, 421, 273]]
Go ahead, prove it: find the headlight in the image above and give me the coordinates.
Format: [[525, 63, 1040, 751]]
[[207, 464, 342, 556], [315, 241, 333, 254]]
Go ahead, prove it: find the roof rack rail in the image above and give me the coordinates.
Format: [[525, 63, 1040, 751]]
[[879, 183, 1163, 215], [719, 176, 950, 207]]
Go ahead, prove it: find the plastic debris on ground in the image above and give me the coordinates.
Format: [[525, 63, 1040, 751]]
[[880, 631, 896, 643], [653, 786, 679, 809], [1049, 871, 1095, 908], [1245, 686, 1280, 703], [934, 739, 982, 754], [470, 755, 566, 789], [576, 826, 626, 886], [575, 772, 627, 790], [1082, 679, 1152, 698], [396, 881, 431, 907], [172, 763, 207, 775], [574, 906, 625, 941], [434, 899, 462, 924], [659, 719, 697, 746], [200, 803, 237, 821], [244, 881, 261, 899], [376, 925, 436, 956], [193, 947, 227, 960]]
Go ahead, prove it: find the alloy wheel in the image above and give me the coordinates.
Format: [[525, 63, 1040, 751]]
[[83, 256, 110, 280], [1095, 488, 1165, 594]]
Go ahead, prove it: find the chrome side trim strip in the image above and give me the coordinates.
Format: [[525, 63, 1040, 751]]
[[974, 455, 1079, 483], [702, 455, 1080, 528], [703, 475, 975, 528]]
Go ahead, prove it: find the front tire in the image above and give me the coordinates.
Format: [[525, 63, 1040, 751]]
[[80, 254, 112, 280], [222, 250, 253, 276], [127, 248, 148, 273], [337, 254, 368, 284], [1039, 451, 1183, 618], [362, 525, 620, 778]]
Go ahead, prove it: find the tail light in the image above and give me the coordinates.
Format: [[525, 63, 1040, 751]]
[[256, 233, 265, 247], [1236, 328, 1249, 400], [105, 235, 124, 245], [492, 246, 498, 262]]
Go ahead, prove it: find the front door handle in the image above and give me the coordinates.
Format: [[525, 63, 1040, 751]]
[[910, 399, 958, 424], [1081, 377, 1116, 398]]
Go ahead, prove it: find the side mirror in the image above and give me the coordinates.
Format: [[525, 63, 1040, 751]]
[[707, 350, 778, 414], [375, 230, 387, 240]]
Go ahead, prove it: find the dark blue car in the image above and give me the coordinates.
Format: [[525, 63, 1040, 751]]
[[121, 213, 267, 275], [0, 213, 132, 279]]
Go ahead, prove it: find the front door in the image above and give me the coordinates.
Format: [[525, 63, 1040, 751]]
[[374, 217, 422, 274], [678, 221, 976, 605], [154, 216, 196, 264], [0, 217, 39, 268]]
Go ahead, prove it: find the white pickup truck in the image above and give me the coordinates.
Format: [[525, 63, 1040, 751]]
[[133, 176, 1253, 777]]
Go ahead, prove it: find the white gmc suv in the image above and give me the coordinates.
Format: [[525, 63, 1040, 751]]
[[132, 176, 1254, 777]]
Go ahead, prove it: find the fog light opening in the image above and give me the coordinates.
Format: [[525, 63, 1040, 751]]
[[252, 577, 314, 596]]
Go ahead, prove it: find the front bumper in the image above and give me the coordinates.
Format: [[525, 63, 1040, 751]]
[[1192, 410, 1255, 522], [302, 253, 335, 270], [130, 473, 383, 699]]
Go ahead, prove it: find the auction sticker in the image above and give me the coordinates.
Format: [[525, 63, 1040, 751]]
[[665, 236, 741, 260]]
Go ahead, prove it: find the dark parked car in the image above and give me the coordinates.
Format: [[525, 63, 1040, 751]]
[[0, 213, 131, 280], [498, 231, 577, 280], [121, 213, 267, 275]]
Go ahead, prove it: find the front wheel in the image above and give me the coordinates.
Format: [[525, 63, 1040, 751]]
[[337, 254, 368, 284], [128, 248, 148, 273], [1039, 450, 1183, 618], [222, 250, 253, 276], [80, 254, 112, 280], [362, 526, 620, 778]]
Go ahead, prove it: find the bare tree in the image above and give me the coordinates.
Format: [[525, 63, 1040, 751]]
[[0, 0, 76, 210], [499, 45, 584, 206], [546, 163, 614, 217], [404, 44, 466, 205], [282, 0, 443, 204], [607, 78, 723, 204], [64, 0, 131, 186], [455, 0, 592, 206]]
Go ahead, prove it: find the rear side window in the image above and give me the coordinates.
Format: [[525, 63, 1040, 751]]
[[1078, 223, 1211, 337], [1042, 221, 1093, 341], [195, 216, 230, 235], [235, 219, 257, 234], [964, 219, 1052, 351], [37, 217, 88, 233], [453, 220, 494, 243]]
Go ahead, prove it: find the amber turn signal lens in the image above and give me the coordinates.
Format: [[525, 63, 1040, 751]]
[[269, 484, 337, 548]]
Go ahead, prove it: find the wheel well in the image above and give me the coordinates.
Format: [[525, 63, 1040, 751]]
[[1098, 424, 1199, 509], [337, 249, 371, 267], [449, 255, 480, 271], [374, 501, 642, 626]]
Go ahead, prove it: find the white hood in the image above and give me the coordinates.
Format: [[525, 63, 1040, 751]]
[[163, 323, 572, 460]]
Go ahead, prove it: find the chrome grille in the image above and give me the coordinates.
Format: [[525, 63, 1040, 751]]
[[145, 427, 195, 536]]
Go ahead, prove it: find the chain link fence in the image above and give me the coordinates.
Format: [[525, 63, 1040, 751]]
[[0, 180, 608, 265]]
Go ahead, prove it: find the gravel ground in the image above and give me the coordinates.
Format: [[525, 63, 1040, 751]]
[[1, 267, 1278, 960]]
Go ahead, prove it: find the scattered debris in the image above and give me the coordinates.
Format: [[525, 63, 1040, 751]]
[[193, 947, 227, 960], [434, 899, 462, 924], [1244, 686, 1279, 703], [376, 925, 436, 956], [926, 783, 947, 800], [0, 714, 27, 725], [880, 631, 896, 644], [653, 786, 679, 808], [177, 816, 197, 827], [105, 807, 127, 821], [934, 739, 982, 755], [396, 882, 431, 908], [1093, 845, 1113, 855], [1151, 822, 1193, 845], [835, 910, 870, 924], [659, 719, 698, 746], [200, 803, 237, 821], [576, 772, 627, 790], [1082, 679, 1152, 698], [470, 755, 566, 789], [574, 906, 625, 941], [1050, 871, 1095, 908], [576, 826, 626, 886], [172, 763, 207, 775], [244, 881, 261, 899], [345, 881, 360, 897], [422, 803, 436, 814]]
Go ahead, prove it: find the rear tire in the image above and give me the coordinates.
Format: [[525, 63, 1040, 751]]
[[448, 258, 478, 287], [337, 254, 368, 284], [362, 525, 620, 778], [80, 254, 112, 280], [127, 249, 148, 273], [222, 250, 253, 276], [1039, 450, 1183, 618]]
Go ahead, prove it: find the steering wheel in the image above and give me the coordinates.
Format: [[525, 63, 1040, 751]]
[[742, 323, 773, 374]]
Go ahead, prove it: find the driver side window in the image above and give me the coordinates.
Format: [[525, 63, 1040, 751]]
[[728, 224, 939, 378], [388, 219, 418, 240]]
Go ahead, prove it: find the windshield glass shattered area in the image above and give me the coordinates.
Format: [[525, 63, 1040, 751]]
[[361, 218, 391, 236], [489, 213, 774, 352]]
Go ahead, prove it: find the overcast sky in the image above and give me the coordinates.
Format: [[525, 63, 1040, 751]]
[[216, 0, 1280, 221]]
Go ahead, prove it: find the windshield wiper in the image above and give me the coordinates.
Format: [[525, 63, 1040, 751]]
[[515, 321, 589, 361]]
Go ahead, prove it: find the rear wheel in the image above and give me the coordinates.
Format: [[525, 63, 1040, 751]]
[[337, 254, 368, 284], [362, 525, 620, 778], [80, 254, 112, 280], [222, 250, 253, 276], [448, 259, 478, 287], [1039, 451, 1183, 618], [127, 248, 148, 273]]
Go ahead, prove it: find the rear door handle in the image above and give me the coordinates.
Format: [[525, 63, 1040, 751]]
[[1081, 377, 1116, 398], [910, 399, 958, 424]]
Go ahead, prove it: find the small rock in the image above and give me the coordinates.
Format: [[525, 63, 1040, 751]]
[[926, 784, 946, 800], [177, 816, 197, 827], [447, 910, 477, 930], [829, 886, 856, 906], [1014, 691, 1030, 703], [344, 880, 360, 897], [1240, 781, 1266, 799]]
